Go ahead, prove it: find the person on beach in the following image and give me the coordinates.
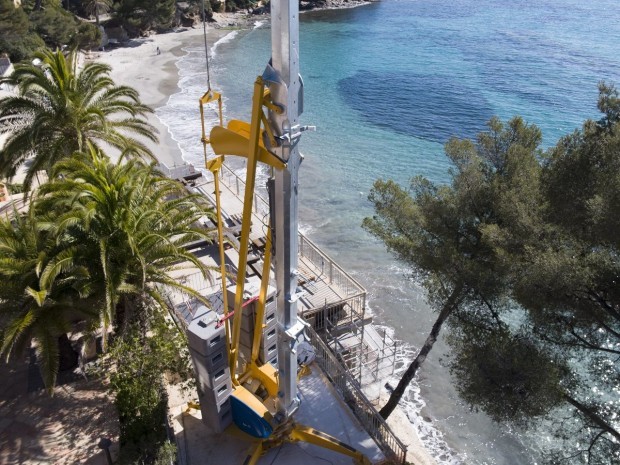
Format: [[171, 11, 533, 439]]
[[157, 46, 161, 55]]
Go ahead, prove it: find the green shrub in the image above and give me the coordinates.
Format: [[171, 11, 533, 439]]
[[29, 5, 100, 50], [101, 309, 191, 464], [6, 183, 25, 195], [0, 0, 45, 62]]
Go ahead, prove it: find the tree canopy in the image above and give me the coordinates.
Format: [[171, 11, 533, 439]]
[[0, 148, 214, 390], [364, 83, 620, 463], [114, 0, 177, 35], [0, 0, 46, 63], [0, 0, 100, 62], [0, 48, 156, 191]]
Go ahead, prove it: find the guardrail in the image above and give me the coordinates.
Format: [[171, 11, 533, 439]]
[[219, 163, 270, 218], [218, 163, 366, 308], [298, 234, 366, 299], [307, 327, 408, 464]]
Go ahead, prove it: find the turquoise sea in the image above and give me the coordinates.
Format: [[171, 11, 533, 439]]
[[157, 1, 620, 463]]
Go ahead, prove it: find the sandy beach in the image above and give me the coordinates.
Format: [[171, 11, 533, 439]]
[[93, 19, 236, 169], [92, 15, 438, 465], [93, 26, 205, 168]]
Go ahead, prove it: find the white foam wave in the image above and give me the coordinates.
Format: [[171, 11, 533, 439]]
[[299, 223, 313, 235], [153, 32, 235, 174], [211, 30, 239, 56], [378, 328, 465, 465]]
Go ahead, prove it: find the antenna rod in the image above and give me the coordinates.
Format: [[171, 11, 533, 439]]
[[202, 0, 212, 90]]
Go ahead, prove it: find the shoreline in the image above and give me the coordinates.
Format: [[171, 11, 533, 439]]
[[94, 26, 229, 169], [93, 15, 438, 465]]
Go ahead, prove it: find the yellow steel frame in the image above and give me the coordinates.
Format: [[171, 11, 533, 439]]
[[200, 89, 223, 162], [201, 78, 372, 465], [200, 89, 233, 355], [227, 77, 279, 381], [251, 228, 272, 366], [242, 421, 372, 465], [205, 76, 284, 381]]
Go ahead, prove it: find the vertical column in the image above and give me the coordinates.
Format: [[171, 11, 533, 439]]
[[269, 0, 303, 419]]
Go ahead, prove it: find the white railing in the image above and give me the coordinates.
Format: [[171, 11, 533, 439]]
[[307, 327, 408, 464]]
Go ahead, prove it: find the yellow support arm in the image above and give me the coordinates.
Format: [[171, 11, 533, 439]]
[[210, 122, 286, 170], [289, 424, 373, 465], [199, 89, 223, 167], [251, 228, 273, 365], [206, 155, 232, 362], [229, 77, 269, 380]]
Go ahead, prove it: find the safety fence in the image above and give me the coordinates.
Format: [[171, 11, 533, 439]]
[[307, 327, 408, 464], [219, 163, 271, 219], [298, 234, 366, 300]]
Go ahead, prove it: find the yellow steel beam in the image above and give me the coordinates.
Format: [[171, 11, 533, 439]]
[[229, 77, 267, 380], [242, 441, 264, 465], [243, 361, 278, 398], [251, 228, 273, 365], [206, 155, 232, 363], [210, 124, 285, 170], [289, 424, 372, 465], [199, 89, 223, 167]]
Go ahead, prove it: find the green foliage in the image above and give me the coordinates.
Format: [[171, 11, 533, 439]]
[[225, 0, 251, 12], [73, 22, 102, 49], [152, 442, 177, 465], [5, 182, 24, 194], [0, 0, 101, 60], [0, 48, 155, 191], [78, 0, 112, 25], [0, 206, 96, 391], [36, 147, 214, 344], [0, 145, 213, 391], [544, 82, 620, 248], [103, 311, 186, 464], [182, 0, 216, 18], [114, 0, 177, 35], [364, 114, 544, 419], [364, 116, 543, 309], [0, 0, 45, 62], [30, 5, 82, 47], [366, 84, 620, 462], [447, 329, 569, 426]]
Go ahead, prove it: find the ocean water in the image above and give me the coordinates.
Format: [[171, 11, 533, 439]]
[[156, 1, 620, 463]]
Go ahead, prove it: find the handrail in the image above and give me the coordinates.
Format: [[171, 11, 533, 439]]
[[307, 326, 408, 464], [218, 163, 366, 303], [299, 234, 367, 293]]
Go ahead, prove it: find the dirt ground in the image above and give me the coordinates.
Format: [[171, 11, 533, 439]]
[[0, 355, 119, 465]]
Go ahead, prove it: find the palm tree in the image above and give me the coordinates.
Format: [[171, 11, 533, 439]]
[[83, 0, 112, 26], [38, 146, 215, 346], [0, 205, 96, 391], [1, 146, 215, 391], [0, 48, 157, 191]]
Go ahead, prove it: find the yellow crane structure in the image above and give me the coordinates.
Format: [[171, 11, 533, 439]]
[[195, 1, 373, 463]]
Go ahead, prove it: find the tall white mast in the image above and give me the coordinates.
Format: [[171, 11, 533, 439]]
[[268, 0, 305, 420]]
